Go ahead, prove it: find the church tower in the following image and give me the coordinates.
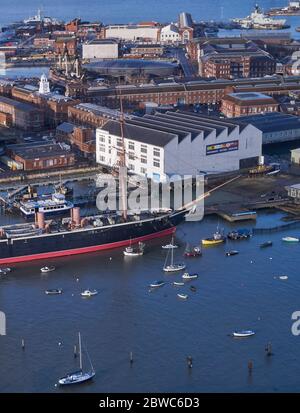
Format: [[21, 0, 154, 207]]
[[39, 73, 50, 95]]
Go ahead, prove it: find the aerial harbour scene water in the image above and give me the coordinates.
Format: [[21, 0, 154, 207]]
[[1, 0, 300, 397]]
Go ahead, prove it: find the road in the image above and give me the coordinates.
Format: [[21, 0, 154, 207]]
[[171, 47, 197, 78]]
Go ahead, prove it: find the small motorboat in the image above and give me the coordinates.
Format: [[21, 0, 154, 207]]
[[149, 280, 166, 288], [279, 275, 288, 280], [45, 289, 63, 295], [232, 330, 255, 338], [202, 227, 225, 246], [184, 244, 202, 257], [173, 281, 185, 286], [40, 266, 56, 273], [123, 242, 145, 256], [0, 267, 11, 275], [227, 229, 251, 240], [81, 289, 98, 297], [162, 242, 178, 249], [282, 236, 299, 243], [177, 293, 188, 300], [182, 272, 198, 280], [260, 241, 273, 248], [190, 285, 197, 292], [226, 250, 239, 256]]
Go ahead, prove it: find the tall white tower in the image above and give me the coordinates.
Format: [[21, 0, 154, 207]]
[[39, 73, 50, 95]]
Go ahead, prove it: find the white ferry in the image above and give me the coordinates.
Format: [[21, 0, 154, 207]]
[[232, 4, 288, 29], [19, 193, 73, 218]]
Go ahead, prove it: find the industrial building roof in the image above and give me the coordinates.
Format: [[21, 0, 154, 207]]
[[101, 120, 177, 147], [233, 112, 300, 134]]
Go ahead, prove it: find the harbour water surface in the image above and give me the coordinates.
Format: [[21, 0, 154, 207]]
[[1, 209, 300, 392]]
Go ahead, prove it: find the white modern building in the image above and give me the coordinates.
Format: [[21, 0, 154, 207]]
[[104, 24, 160, 41], [96, 111, 262, 181], [82, 39, 119, 60], [160, 24, 181, 43]]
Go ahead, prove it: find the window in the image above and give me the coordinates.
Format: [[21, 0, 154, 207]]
[[128, 164, 135, 171], [153, 159, 160, 168], [153, 147, 160, 157], [128, 141, 135, 150], [128, 152, 135, 160], [141, 145, 147, 154], [99, 144, 106, 152], [117, 139, 123, 147], [141, 156, 147, 164], [99, 155, 105, 162], [141, 167, 147, 174], [98, 135, 106, 143]]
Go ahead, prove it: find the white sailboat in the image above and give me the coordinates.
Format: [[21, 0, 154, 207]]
[[58, 332, 95, 385], [163, 238, 186, 272]]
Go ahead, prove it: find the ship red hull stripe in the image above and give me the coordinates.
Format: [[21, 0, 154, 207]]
[[0, 227, 176, 264]]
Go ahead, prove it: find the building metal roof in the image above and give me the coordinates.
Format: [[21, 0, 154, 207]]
[[233, 112, 300, 134], [56, 122, 75, 134], [101, 120, 177, 147]]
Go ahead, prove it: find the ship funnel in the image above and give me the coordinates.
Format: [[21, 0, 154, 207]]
[[36, 211, 45, 230], [71, 207, 81, 227]]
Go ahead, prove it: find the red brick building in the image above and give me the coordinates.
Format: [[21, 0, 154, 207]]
[[0, 96, 44, 130], [9, 144, 75, 171], [221, 92, 279, 118]]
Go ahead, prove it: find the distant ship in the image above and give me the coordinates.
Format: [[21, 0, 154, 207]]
[[232, 4, 289, 29], [23, 9, 62, 26], [267, 1, 300, 16]]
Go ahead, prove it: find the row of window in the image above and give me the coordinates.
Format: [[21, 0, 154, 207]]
[[97, 136, 161, 158]]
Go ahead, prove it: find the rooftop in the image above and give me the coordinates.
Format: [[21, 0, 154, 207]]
[[0, 96, 40, 112], [12, 144, 72, 160], [101, 120, 177, 147], [233, 112, 300, 133]]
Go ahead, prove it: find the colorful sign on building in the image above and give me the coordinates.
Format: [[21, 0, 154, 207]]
[[206, 140, 239, 156]]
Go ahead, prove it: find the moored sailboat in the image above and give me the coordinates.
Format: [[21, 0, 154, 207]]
[[58, 333, 95, 385], [163, 238, 186, 272]]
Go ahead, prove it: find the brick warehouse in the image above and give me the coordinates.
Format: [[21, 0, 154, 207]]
[[81, 76, 300, 108], [0, 96, 44, 131]]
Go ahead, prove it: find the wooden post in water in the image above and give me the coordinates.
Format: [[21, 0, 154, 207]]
[[187, 356, 193, 369], [74, 344, 77, 358], [248, 360, 253, 374], [21, 338, 25, 350], [265, 342, 273, 357], [130, 352, 133, 365]]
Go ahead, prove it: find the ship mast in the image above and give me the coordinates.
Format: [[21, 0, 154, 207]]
[[118, 94, 128, 220]]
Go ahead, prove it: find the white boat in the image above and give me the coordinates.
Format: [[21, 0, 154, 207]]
[[177, 293, 188, 300], [173, 281, 185, 286], [282, 236, 299, 242], [19, 192, 73, 218], [162, 242, 178, 249], [279, 276, 288, 280], [232, 330, 255, 338], [149, 280, 166, 288], [182, 272, 198, 280], [45, 289, 63, 295], [123, 241, 145, 256], [0, 267, 11, 274], [163, 237, 186, 272], [81, 289, 98, 297], [58, 332, 95, 386], [40, 266, 56, 273]]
